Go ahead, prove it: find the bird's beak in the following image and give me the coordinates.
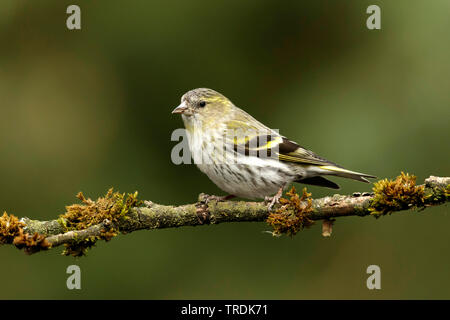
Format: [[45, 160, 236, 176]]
[[172, 102, 188, 114]]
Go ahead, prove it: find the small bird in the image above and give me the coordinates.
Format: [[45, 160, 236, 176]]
[[172, 88, 376, 208]]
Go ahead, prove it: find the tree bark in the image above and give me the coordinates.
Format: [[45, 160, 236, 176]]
[[0, 175, 447, 256]]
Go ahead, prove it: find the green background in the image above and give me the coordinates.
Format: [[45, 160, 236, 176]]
[[0, 0, 449, 299]]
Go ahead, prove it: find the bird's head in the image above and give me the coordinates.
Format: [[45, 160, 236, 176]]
[[172, 88, 233, 128]]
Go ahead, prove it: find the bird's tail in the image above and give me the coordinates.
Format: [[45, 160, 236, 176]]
[[318, 165, 377, 183]]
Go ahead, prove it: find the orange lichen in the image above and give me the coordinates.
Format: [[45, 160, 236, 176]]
[[61, 189, 138, 231], [62, 238, 97, 257], [13, 229, 51, 254], [369, 172, 426, 216], [1, 211, 50, 254], [59, 188, 140, 256], [266, 186, 314, 236], [0, 212, 25, 244]]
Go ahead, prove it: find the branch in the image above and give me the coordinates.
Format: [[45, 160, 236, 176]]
[[1, 174, 449, 256]]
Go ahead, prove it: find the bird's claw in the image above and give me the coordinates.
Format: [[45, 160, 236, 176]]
[[265, 187, 284, 211]]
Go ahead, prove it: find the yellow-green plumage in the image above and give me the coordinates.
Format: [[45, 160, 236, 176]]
[[172, 88, 376, 199]]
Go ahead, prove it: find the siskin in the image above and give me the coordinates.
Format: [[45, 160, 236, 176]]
[[172, 88, 376, 208]]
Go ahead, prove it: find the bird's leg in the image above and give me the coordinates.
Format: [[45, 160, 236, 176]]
[[265, 186, 284, 211]]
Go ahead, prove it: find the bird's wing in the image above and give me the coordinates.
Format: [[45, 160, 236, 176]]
[[225, 118, 337, 166], [224, 114, 376, 183], [275, 136, 377, 182], [276, 137, 339, 166]]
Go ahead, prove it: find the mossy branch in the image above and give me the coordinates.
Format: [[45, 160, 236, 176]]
[[0, 174, 448, 257]]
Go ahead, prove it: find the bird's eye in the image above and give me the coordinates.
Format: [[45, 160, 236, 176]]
[[198, 101, 206, 107]]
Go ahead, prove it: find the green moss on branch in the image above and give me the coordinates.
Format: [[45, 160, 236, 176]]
[[0, 173, 448, 256]]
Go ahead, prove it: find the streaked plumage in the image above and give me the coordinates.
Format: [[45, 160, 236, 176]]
[[172, 88, 376, 200]]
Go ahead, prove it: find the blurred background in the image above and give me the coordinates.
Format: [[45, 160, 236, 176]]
[[0, 0, 449, 299]]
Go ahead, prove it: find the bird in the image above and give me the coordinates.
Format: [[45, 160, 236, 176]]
[[172, 88, 376, 209]]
